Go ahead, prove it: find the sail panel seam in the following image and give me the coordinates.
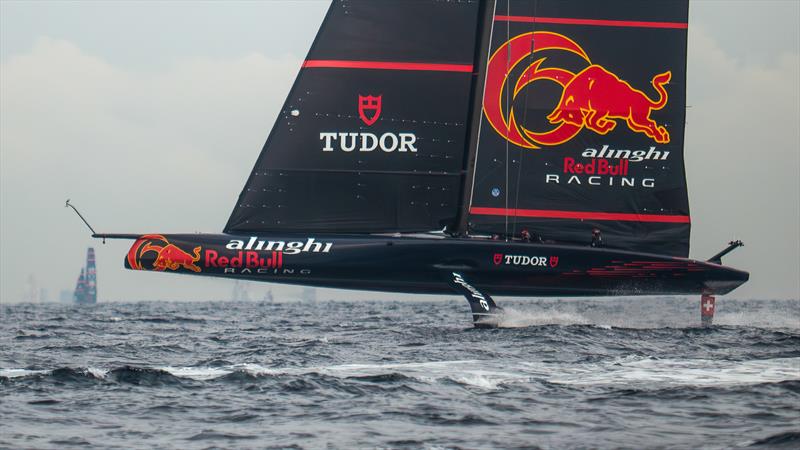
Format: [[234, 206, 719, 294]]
[[494, 15, 688, 29], [302, 60, 473, 72], [255, 169, 464, 176], [470, 207, 691, 223]]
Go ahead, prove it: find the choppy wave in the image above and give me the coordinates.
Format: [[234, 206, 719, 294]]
[[2, 298, 799, 449], [4, 356, 798, 390]]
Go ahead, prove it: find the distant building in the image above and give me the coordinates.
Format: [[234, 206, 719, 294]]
[[301, 287, 317, 303], [232, 280, 250, 302]]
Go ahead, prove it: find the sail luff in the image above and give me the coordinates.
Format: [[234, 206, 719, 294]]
[[223, 1, 337, 235], [454, 0, 497, 236]]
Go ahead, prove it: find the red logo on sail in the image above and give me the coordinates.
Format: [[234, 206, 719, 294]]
[[550, 256, 559, 268], [358, 94, 382, 126], [493, 253, 503, 265], [483, 32, 671, 149]]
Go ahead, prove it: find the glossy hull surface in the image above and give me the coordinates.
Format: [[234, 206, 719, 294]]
[[124, 234, 749, 297]]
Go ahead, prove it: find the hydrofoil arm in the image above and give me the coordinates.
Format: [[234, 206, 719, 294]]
[[447, 272, 503, 328]]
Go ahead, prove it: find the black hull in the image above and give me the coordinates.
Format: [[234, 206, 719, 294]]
[[123, 234, 748, 297]]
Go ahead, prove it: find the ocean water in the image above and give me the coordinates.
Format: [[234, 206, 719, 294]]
[[1, 297, 798, 449]]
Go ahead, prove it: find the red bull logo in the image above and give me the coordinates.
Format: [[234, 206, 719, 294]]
[[483, 31, 672, 149], [127, 235, 202, 273]]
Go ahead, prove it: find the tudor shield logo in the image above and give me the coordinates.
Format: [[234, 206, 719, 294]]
[[493, 253, 503, 265], [358, 94, 382, 126], [550, 256, 559, 268]]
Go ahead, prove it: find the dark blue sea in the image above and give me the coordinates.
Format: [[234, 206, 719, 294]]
[[2, 297, 799, 449]]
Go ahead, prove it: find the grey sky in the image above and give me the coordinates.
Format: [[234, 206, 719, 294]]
[[1, 0, 798, 303]]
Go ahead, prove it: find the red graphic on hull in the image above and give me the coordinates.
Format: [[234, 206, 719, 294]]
[[205, 250, 283, 269], [127, 235, 202, 273], [493, 253, 503, 265]]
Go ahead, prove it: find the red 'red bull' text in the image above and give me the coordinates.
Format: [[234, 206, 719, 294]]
[[564, 158, 629, 176], [204, 250, 283, 269]]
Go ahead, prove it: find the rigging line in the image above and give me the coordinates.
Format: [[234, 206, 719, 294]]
[[465, 0, 499, 233], [504, 0, 510, 241], [512, 0, 537, 238]]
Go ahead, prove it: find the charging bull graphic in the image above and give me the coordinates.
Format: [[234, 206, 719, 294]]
[[126, 234, 202, 273], [483, 31, 672, 149], [547, 66, 671, 143]]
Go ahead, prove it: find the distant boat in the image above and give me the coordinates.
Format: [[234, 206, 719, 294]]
[[73, 248, 97, 304]]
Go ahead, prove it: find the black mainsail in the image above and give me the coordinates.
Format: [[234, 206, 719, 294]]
[[228, 0, 691, 258], [225, 1, 486, 234], [466, 0, 691, 257], [87, 0, 747, 328]]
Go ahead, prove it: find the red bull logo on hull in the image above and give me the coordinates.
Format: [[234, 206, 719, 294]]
[[483, 31, 672, 149], [127, 236, 334, 274], [127, 235, 202, 273]]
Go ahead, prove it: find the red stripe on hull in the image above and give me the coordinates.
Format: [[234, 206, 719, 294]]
[[494, 15, 688, 29], [302, 60, 474, 73], [469, 207, 691, 224]]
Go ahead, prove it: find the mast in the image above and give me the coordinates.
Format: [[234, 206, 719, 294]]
[[455, 0, 496, 236]]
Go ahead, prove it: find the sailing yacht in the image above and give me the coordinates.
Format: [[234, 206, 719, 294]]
[[84, 0, 747, 327]]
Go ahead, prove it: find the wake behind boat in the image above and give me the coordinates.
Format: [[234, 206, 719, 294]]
[[75, 0, 748, 327]]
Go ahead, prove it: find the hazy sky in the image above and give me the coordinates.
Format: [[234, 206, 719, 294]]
[[1, 1, 798, 303]]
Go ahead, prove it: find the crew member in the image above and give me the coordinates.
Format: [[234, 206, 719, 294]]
[[590, 228, 604, 247], [520, 228, 544, 243]]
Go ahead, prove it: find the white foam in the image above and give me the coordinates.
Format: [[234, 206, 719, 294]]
[[547, 357, 800, 387], [86, 367, 110, 378], [0, 368, 49, 378], [160, 366, 231, 381], [495, 307, 590, 328], [714, 311, 800, 329]]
